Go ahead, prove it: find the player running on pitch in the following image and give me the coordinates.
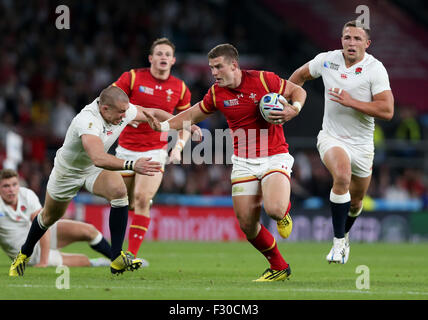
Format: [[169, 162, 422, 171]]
[[9, 86, 201, 276], [144, 43, 306, 281], [289, 20, 394, 264]]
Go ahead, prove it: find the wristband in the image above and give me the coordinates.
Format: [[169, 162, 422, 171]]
[[123, 160, 134, 171], [292, 101, 302, 113], [160, 121, 170, 132]]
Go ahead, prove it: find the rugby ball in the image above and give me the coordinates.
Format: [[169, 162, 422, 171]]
[[259, 93, 285, 124]]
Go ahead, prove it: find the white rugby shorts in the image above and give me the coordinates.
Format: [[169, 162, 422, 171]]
[[46, 164, 103, 201], [115, 146, 168, 176], [230, 153, 294, 196], [317, 130, 374, 178]]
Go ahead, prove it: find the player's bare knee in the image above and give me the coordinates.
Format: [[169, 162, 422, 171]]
[[107, 185, 128, 202], [134, 192, 152, 209], [333, 174, 351, 191], [264, 202, 287, 220]]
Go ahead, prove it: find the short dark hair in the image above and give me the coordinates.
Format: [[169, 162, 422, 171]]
[[207, 44, 239, 63], [342, 20, 370, 39], [100, 86, 129, 107], [150, 37, 176, 55], [0, 169, 18, 181]]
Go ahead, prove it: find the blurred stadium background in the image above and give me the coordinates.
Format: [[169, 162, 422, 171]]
[[1, 0, 427, 244]]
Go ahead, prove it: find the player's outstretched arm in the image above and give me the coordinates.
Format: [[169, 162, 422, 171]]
[[144, 102, 210, 132], [132, 105, 173, 123], [81, 134, 162, 174], [126, 105, 172, 128]]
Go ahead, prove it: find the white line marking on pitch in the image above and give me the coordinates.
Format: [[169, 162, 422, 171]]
[[5, 284, 428, 296]]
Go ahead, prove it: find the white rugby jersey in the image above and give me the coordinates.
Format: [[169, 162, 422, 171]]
[[0, 187, 42, 259], [55, 98, 138, 172], [309, 50, 391, 145]]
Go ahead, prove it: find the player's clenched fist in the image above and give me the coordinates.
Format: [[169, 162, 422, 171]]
[[134, 157, 162, 176]]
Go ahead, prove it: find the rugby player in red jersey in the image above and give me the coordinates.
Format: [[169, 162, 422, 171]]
[[144, 44, 307, 281], [112, 38, 192, 260]]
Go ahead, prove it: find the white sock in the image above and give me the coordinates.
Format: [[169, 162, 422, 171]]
[[89, 258, 111, 267], [329, 190, 351, 203], [89, 232, 103, 246]]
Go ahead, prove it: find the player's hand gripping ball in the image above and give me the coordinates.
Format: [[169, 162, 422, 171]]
[[259, 92, 285, 124]]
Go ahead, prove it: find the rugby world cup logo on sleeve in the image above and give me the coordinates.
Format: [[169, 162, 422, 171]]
[[224, 99, 239, 107], [139, 85, 154, 95], [324, 61, 339, 70]]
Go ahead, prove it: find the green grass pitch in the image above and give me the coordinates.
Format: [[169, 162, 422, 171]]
[[1, 241, 427, 300]]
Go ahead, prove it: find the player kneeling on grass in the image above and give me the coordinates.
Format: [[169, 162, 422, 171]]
[[1, 169, 112, 269]]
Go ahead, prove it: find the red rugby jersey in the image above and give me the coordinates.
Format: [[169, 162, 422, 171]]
[[200, 70, 288, 158], [113, 68, 191, 151]]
